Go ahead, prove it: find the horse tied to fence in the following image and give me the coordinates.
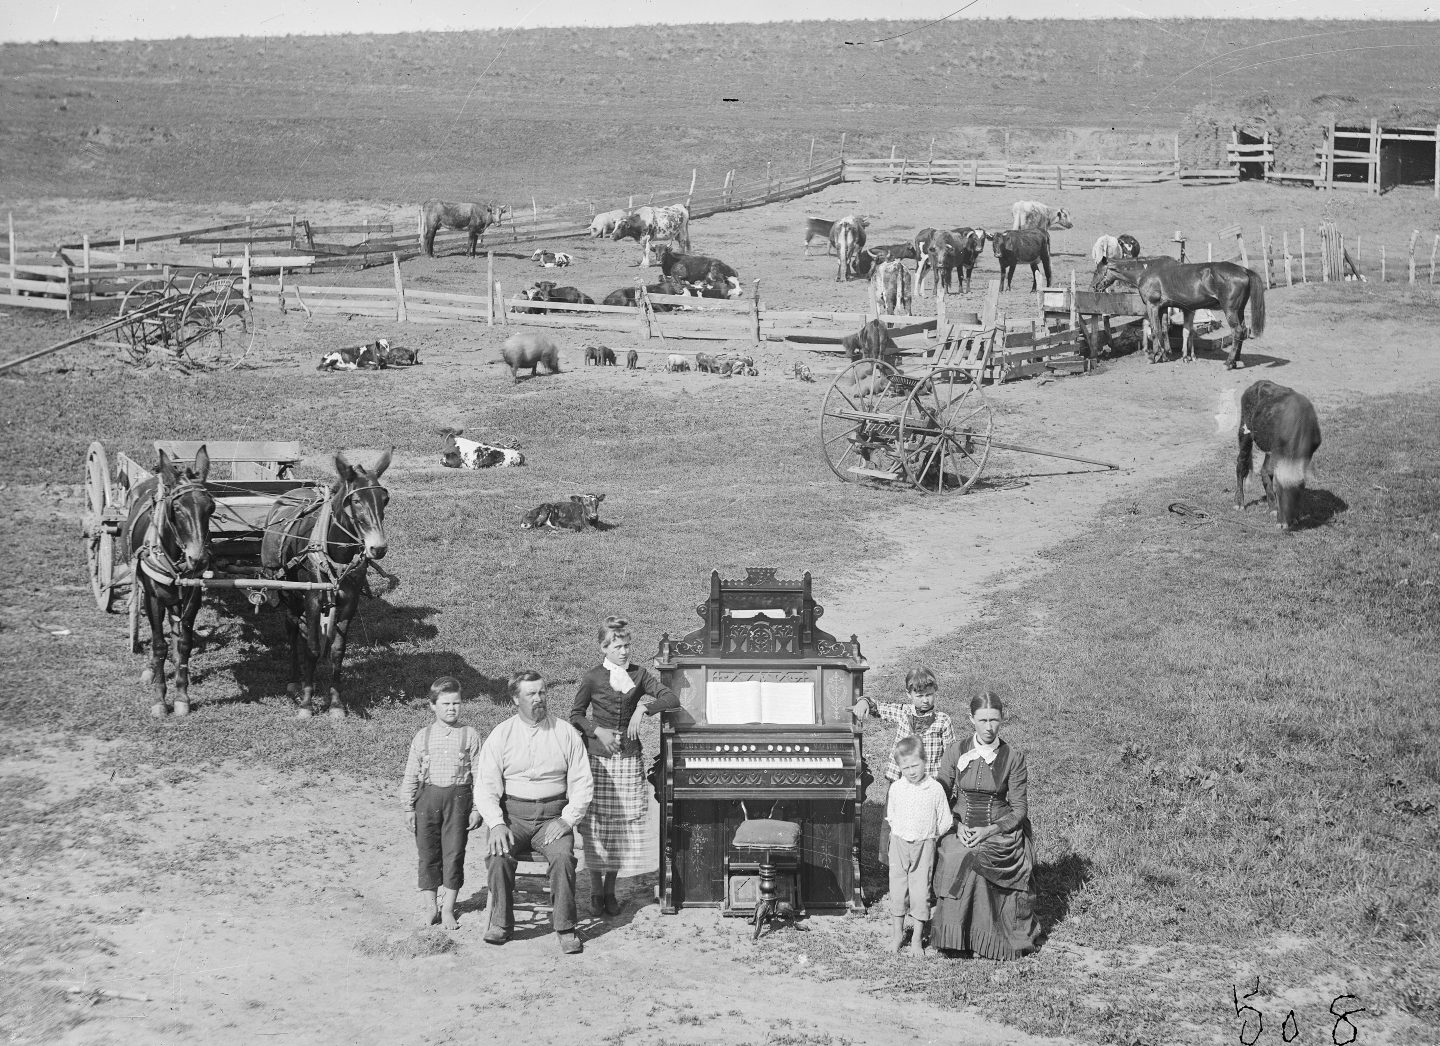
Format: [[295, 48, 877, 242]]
[[1094, 257, 1265, 368], [261, 451, 392, 718], [1236, 380, 1322, 531], [124, 445, 216, 718]]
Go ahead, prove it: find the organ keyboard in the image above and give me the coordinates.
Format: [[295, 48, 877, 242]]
[[654, 569, 868, 915]]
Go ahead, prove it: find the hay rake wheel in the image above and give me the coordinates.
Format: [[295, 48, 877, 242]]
[[819, 360, 912, 482], [896, 367, 994, 493]]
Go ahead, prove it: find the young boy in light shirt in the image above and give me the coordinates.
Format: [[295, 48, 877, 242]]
[[885, 735, 953, 957]]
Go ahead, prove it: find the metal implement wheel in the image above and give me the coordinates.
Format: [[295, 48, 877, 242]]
[[897, 368, 994, 493], [176, 276, 248, 367], [83, 441, 124, 612], [818, 360, 911, 483], [116, 278, 176, 361]]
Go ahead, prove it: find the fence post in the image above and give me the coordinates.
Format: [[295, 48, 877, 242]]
[[765, 161, 772, 202], [636, 286, 650, 346], [889, 144, 898, 184], [1299, 227, 1307, 283], [82, 234, 90, 272], [970, 160, 977, 187], [1259, 225, 1272, 287], [751, 280, 761, 342], [1380, 244, 1386, 282], [1282, 231, 1293, 286], [807, 138, 816, 183], [7, 212, 15, 298], [927, 137, 935, 184], [487, 251, 494, 325], [1408, 230, 1419, 284], [1235, 229, 1248, 270], [840, 131, 847, 161], [1056, 165, 1063, 191], [242, 245, 253, 325], [278, 265, 286, 315], [1431, 234, 1439, 284], [936, 284, 946, 330], [290, 214, 296, 249], [392, 253, 407, 322], [687, 169, 697, 210], [495, 281, 508, 325], [1173, 134, 1181, 179], [1356, 234, 1362, 275], [1207, 242, 1212, 262]]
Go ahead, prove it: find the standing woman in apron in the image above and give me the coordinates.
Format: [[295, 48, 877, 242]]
[[570, 616, 678, 916]]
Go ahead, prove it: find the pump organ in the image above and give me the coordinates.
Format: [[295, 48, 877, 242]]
[[654, 568, 869, 915]]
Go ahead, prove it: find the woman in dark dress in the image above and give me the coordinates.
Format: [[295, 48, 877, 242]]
[[929, 691, 1040, 959], [569, 616, 678, 916]]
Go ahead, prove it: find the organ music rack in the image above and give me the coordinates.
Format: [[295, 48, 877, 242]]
[[654, 568, 868, 915]]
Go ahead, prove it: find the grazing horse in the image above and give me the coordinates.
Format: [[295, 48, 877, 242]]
[[1098, 258, 1264, 367], [124, 446, 214, 718], [1236, 380, 1321, 530], [992, 229, 1051, 291], [420, 200, 510, 257], [262, 451, 392, 718]]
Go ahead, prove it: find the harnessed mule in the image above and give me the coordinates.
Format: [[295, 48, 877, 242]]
[[124, 446, 215, 717], [262, 451, 391, 718]]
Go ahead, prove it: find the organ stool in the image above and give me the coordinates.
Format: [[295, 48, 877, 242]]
[[728, 816, 804, 940]]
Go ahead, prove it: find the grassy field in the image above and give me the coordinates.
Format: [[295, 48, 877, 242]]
[[3, 20, 1437, 204], [791, 388, 1440, 1044]]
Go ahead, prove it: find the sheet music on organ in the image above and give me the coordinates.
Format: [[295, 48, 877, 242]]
[[706, 669, 816, 724]]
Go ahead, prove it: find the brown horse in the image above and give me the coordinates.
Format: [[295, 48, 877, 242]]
[[123, 446, 215, 717], [263, 451, 392, 718], [1097, 258, 1264, 367], [1236, 380, 1321, 530]]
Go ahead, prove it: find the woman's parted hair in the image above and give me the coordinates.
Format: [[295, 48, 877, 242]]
[[969, 690, 1005, 716], [598, 615, 632, 645]]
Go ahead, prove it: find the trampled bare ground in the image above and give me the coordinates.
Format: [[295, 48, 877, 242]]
[[3, 180, 1440, 1045]]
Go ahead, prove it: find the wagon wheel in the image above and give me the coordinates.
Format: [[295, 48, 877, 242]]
[[176, 276, 248, 366], [819, 360, 910, 483], [116, 277, 176, 362], [897, 367, 994, 493], [83, 441, 124, 612]]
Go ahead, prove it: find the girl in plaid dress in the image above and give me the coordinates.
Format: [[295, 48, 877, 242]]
[[569, 617, 678, 916]]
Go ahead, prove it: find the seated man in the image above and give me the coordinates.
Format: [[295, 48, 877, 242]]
[[475, 670, 594, 954]]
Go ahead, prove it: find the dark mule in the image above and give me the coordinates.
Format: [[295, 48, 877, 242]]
[[262, 451, 392, 718], [992, 229, 1051, 291], [1098, 258, 1265, 367], [124, 446, 215, 717], [1236, 380, 1321, 530]]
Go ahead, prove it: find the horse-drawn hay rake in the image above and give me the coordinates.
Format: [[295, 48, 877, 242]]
[[110, 272, 249, 367], [818, 323, 1119, 493]]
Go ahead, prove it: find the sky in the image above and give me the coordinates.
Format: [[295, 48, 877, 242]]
[[1, 0, 1436, 44]]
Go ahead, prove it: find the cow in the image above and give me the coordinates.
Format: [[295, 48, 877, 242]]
[[1236, 380, 1321, 530], [665, 354, 690, 372], [520, 493, 605, 532], [602, 278, 692, 311], [501, 333, 562, 380], [526, 282, 594, 310], [657, 247, 740, 286], [873, 258, 912, 316], [1090, 235, 1124, 265], [589, 209, 628, 238], [1117, 234, 1142, 258], [915, 232, 962, 299], [841, 318, 902, 363], [804, 216, 837, 256], [612, 204, 691, 265], [867, 243, 919, 264], [695, 352, 720, 374], [1011, 201, 1073, 232], [420, 200, 511, 257], [532, 249, 574, 267], [625, 349, 639, 370], [690, 262, 743, 300], [831, 215, 868, 282], [439, 428, 524, 469], [317, 338, 390, 371], [992, 229, 1052, 291]]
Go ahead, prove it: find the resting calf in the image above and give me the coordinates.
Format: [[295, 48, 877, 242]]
[[521, 493, 605, 531]]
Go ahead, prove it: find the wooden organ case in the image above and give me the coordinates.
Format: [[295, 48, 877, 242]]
[[654, 568, 868, 915]]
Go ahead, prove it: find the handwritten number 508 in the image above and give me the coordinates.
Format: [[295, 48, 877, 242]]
[[1230, 980, 1366, 1044]]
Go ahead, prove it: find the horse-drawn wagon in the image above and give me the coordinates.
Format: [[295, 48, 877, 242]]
[[82, 439, 392, 717]]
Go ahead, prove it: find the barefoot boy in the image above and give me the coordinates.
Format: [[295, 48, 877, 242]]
[[402, 677, 483, 929], [885, 736, 953, 957]]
